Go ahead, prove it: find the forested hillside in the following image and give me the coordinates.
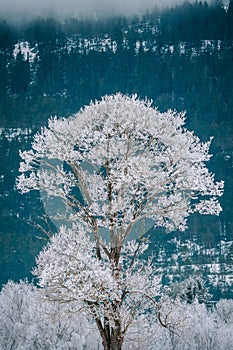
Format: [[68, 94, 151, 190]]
[[0, 0, 233, 298]]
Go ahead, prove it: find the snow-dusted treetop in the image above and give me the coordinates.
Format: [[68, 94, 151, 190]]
[[17, 93, 223, 244]]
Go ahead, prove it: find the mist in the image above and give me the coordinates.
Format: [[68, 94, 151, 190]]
[[0, 0, 197, 23]]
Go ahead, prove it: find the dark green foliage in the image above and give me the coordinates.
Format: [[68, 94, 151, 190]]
[[22, 17, 63, 44], [0, 53, 8, 97], [0, 21, 16, 48], [10, 50, 30, 95]]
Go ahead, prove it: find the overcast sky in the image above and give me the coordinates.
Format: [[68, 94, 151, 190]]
[[0, 0, 196, 23]]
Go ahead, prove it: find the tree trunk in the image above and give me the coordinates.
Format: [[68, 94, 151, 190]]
[[97, 251, 123, 350], [102, 330, 123, 350], [108, 336, 122, 350], [96, 319, 123, 350]]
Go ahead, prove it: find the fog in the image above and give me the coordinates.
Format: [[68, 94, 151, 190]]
[[0, 0, 197, 23]]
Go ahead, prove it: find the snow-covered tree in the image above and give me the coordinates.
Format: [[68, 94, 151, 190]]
[[0, 280, 101, 349], [167, 276, 212, 304], [17, 93, 223, 350], [1, 281, 233, 350]]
